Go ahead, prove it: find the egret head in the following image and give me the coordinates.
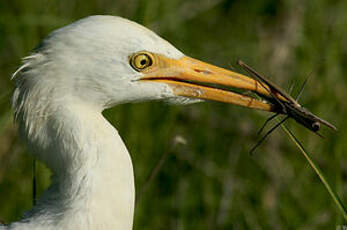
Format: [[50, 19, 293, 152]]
[[13, 15, 275, 115]]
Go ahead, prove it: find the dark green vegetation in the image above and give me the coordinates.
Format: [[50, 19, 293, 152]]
[[0, 0, 346, 229]]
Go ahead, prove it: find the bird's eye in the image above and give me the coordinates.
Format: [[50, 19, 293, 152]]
[[130, 52, 153, 71], [312, 122, 320, 131]]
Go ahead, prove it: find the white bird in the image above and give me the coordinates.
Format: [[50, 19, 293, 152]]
[[4, 15, 277, 230]]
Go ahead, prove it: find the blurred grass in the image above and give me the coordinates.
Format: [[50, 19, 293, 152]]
[[0, 0, 346, 229], [281, 124, 347, 221]]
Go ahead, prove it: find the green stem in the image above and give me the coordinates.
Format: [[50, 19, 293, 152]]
[[281, 124, 347, 221]]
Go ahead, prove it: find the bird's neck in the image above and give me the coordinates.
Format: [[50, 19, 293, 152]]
[[14, 100, 135, 230]]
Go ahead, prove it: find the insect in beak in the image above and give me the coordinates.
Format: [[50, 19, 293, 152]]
[[236, 60, 337, 154]]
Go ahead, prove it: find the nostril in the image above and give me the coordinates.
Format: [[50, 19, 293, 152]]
[[194, 69, 212, 75]]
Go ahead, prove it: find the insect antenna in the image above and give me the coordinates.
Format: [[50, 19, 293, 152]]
[[250, 116, 289, 155]]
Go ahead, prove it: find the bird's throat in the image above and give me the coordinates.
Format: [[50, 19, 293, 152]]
[[15, 101, 135, 229]]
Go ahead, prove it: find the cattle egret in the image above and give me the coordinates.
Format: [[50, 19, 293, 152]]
[[3, 16, 281, 229]]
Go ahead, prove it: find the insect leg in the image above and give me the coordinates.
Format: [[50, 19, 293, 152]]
[[257, 113, 279, 135], [296, 71, 312, 101], [250, 116, 289, 155], [288, 82, 295, 95]]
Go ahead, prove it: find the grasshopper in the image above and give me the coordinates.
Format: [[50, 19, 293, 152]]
[[236, 60, 337, 154]]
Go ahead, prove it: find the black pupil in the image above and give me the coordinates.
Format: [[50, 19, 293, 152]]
[[140, 59, 147, 66]]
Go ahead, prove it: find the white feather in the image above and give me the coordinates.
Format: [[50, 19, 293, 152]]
[[6, 15, 197, 230]]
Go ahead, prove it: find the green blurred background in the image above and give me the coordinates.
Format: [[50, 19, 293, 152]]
[[0, 0, 346, 229]]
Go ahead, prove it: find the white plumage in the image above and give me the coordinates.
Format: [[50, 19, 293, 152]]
[[4, 15, 274, 229]]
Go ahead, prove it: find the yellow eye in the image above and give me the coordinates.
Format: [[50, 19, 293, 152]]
[[130, 52, 153, 71]]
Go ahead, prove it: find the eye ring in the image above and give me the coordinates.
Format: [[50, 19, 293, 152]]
[[130, 52, 153, 71]]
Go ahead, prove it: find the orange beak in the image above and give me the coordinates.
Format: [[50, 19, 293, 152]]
[[139, 54, 282, 112]]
